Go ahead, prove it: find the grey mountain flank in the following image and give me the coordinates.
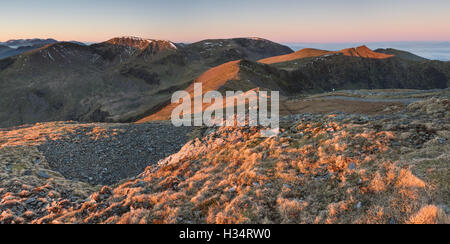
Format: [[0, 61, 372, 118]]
[[0, 37, 293, 128], [0, 38, 59, 60], [139, 45, 450, 122], [1, 38, 449, 128]]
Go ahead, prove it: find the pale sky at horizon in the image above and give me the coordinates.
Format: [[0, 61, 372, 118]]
[[1, 0, 449, 43]]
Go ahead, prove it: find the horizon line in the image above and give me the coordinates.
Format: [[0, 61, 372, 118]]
[[2, 36, 450, 45]]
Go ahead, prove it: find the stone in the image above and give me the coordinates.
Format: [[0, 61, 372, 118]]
[[37, 171, 50, 179], [283, 184, 292, 189], [348, 163, 357, 170], [25, 198, 37, 205]]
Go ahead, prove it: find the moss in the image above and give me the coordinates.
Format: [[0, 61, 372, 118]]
[[10, 162, 29, 173], [413, 159, 449, 203]]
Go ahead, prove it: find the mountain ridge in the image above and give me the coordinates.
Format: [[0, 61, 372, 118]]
[[375, 48, 429, 62], [0, 36, 448, 128], [260, 45, 394, 64], [0, 36, 293, 128], [0, 38, 58, 47], [140, 46, 449, 122], [105, 36, 178, 50], [0, 38, 59, 59]]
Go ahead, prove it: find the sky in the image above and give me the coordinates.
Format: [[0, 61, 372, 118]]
[[1, 0, 449, 43]]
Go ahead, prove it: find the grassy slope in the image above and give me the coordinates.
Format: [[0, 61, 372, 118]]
[[19, 98, 446, 224]]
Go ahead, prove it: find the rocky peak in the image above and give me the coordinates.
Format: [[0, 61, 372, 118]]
[[106, 36, 178, 51], [340, 45, 394, 59]]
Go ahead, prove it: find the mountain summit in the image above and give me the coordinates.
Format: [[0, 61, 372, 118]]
[[260, 45, 393, 64], [340, 45, 394, 59], [106, 36, 178, 50], [0, 36, 293, 128]]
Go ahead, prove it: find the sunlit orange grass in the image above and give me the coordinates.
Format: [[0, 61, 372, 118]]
[[396, 169, 426, 188], [259, 46, 393, 65], [86, 127, 119, 141], [406, 205, 447, 224], [0, 123, 75, 148], [45, 117, 446, 224], [0, 122, 117, 148], [324, 201, 350, 223], [137, 60, 241, 122]]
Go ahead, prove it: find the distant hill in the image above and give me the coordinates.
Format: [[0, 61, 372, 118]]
[[1, 37, 449, 128], [0, 45, 13, 58], [259, 48, 334, 64], [262, 46, 448, 92], [0, 38, 58, 48], [339, 46, 394, 59], [0, 45, 12, 51], [186, 38, 294, 66], [260, 45, 393, 64], [68, 41, 87, 46], [0, 38, 59, 59], [0, 36, 293, 128], [141, 46, 449, 122], [374, 48, 429, 62]]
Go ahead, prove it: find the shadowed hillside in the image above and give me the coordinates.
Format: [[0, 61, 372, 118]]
[[1, 39, 448, 128], [141, 46, 449, 122], [375, 48, 429, 62], [0, 37, 293, 128], [0, 39, 59, 59]]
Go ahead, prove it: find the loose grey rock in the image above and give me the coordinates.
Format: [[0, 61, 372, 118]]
[[38, 122, 192, 185], [37, 171, 50, 179], [348, 163, 357, 170]]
